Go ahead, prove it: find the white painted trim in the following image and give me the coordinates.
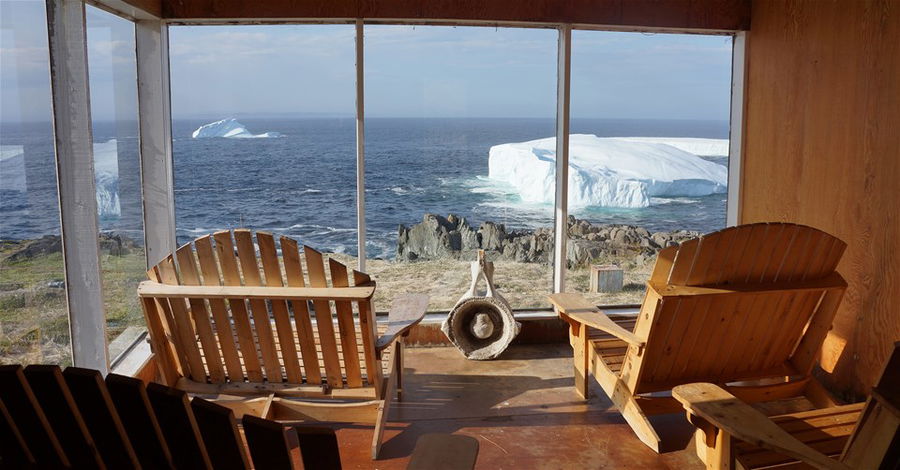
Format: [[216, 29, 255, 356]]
[[85, 0, 160, 21], [46, 0, 109, 373], [355, 19, 367, 272], [553, 25, 572, 293], [136, 20, 176, 267], [726, 31, 747, 227]]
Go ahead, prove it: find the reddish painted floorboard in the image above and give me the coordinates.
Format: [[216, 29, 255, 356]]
[[299, 344, 703, 469]]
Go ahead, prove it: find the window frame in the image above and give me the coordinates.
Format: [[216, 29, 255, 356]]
[[41, 2, 746, 369]]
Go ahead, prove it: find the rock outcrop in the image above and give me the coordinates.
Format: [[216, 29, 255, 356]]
[[397, 214, 700, 267], [4, 232, 138, 263]]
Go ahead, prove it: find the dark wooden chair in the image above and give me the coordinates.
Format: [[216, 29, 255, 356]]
[[0, 365, 347, 469]]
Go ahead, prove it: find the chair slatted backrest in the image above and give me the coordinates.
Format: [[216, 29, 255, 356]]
[[63, 367, 141, 469], [190, 397, 253, 470], [0, 365, 69, 468], [106, 373, 175, 470], [242, 414, 304, 470], [624, 223, 847, 394], [0, 365, 345, 470], [146, 382, 213, 470], [143, 229, 381, 391], [23, 365, 104, 469]]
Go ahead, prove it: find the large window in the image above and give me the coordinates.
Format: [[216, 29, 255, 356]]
[[0, 0, 69, 364], [567, 30, 733, 305], [3, 11, 739, 371], [86, 5, 145, 355], [364, 25, 558, 311], [168, 25, 357, 261]]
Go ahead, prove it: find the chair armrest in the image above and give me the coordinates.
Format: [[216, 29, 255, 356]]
[[547, 293, 645, 349], [137, 281, 375, 302], [375, 294, 430, 352], [672, 383, 849, 470]]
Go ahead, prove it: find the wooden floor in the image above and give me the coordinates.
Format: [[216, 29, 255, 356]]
[[305, 344, 705, 469]]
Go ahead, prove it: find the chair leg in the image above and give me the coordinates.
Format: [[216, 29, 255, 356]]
[[618, 393, 663, 453], [572, 323, 590, 399], [594, 363, 662, 453], [372, 347, 400, 459], [395, 342, 404, 401]]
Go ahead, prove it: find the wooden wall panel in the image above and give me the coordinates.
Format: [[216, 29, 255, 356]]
[[741, 0, 899, 399], [161, 0, 751, 30]]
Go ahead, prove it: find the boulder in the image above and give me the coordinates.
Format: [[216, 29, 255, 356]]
[[7, 235, 62, 262], [395, 213, 701, 268], [477, 222, 506, 251]]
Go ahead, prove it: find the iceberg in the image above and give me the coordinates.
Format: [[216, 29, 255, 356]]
[[191, 118, 282, 139], [616, 137, 730, 157], [487, 134, 728, 209], [0, 145, 25, 192], [93, 139, 121, 218]]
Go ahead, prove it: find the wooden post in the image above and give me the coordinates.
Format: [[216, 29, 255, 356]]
[[46, 0, 109, 372], [355, 19, 367, 272], [726, 31, 747, 228], [136, 19, 176, 268], [553, 24, 571, 293]]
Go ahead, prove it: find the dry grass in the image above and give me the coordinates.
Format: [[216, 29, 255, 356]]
[[334, 252, 652, 313], [0, 242, 147, 366], [1, 240, 653, 366]]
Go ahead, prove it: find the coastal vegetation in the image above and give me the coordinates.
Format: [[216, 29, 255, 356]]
[[0, 216, 689, 365]]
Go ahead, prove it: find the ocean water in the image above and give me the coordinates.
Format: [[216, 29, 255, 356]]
[[1, 118, 729, 259]]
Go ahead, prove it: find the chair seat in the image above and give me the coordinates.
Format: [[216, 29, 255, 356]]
[[587, 316, 638, 374], [193, 322, 392, 387], [733, 402, 864, 469]]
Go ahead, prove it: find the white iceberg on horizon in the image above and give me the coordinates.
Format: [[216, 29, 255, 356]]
[[191, 118, 283, 139], [488, 134, 728, 209]]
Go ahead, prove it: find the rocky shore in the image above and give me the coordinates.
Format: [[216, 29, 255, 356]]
[[397, 214, 700, 267]]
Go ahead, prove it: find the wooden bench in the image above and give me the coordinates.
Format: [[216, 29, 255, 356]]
[[138, 229, 429, 458]]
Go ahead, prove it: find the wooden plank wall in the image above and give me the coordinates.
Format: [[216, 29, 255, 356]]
[[159, 0, 751, 30], [741, 0, 899, 399]]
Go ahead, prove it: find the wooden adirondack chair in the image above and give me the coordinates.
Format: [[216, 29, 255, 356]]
[[0, 364, 339, 469], [549, 222, 848, 452], [138, 229, 429, 459], [673, 342, 900, 470]]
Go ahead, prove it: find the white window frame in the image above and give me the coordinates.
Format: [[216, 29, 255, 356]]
[[46, 4, 745, 366]]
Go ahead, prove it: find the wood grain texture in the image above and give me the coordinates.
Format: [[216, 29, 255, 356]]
[[161, 0, 750, 30], [741, 0, 900, 399]]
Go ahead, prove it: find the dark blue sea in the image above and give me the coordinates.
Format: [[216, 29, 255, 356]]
[[1, 118, 729, 259]]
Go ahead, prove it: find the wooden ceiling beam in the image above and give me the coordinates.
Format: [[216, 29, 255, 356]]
[[159, 0, 750, 31]]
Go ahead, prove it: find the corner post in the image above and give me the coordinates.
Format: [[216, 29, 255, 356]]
[[136, 19, 176, 267], [553, 24, 572, 293], [46, 0, 108, 372], [726, 31, 747, 227], [355, 19, 367, 271]]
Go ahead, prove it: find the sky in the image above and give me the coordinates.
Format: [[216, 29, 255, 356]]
[[1, 2, 733, 123]]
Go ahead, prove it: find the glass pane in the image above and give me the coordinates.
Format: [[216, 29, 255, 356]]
[[365, 25, 557, 312], [168, 25, 356, 259], [86, 5, 145, 356], [0, 0, 70, 364], [568, 31, 733, 305]]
